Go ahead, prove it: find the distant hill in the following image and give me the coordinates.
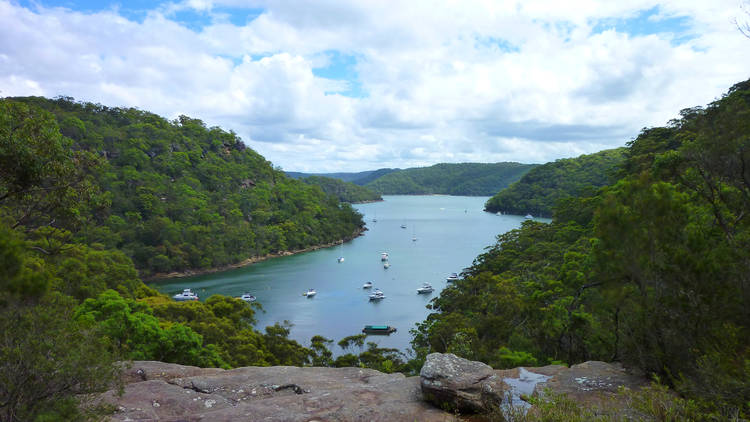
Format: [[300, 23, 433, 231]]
[[301, 176, 382, 203], [286, 168, 399, 185], [484, 148, 625, 217], [364, 162, 536, 196]]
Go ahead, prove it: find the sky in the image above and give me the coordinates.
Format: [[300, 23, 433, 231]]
[[1, 1, 749, 172]]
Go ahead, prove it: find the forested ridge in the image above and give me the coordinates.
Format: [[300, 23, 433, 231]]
[[0, 97, 402, 421], [484, 148, 625, 217], [412, 80, 750, 418], [5, 96, 364, 277], [364, 162, 536, 195], [300, 175, 382, 203]]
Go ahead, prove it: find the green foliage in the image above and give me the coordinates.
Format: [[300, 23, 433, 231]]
[[0, 293, 121, 422], [485, 148, 625, 217], [301, 175, 382, 203], [4, 96, 365, 276], [416, 80, 750, 417], [365, 162, 535, 196]]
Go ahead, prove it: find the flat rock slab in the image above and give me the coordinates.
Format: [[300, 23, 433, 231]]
[[102, 362, 456, 422], [420, 353, 507, 414]]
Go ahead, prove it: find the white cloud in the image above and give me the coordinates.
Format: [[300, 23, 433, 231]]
[[1, 0, 749, 172]]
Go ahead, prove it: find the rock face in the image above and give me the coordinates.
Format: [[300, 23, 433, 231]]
[[101, 361, 456, 422], [419, 353, 507, 413]]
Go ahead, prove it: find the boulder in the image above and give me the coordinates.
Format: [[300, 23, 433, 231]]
[[101, 361, 456, 422], [420, 353, 507, 413]]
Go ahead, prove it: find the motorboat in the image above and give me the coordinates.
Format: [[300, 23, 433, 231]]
[[400, 224, 407, 229], [446, 273, 459, 282], [239, 292, 256, 302], [362, 325, 396, 335], [173, 288, 198, 301], [303, 288, 317, 297], [417, 282, 434, 294], [525, 214, 533, 219], [383, 262, 390, 269], [337, 256, 345, 263], [381, 252, 389, 261], [369, 289, 386, 301], [363, 281, 373, 289]]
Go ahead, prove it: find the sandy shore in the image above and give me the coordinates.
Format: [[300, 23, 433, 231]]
[[143, 227, 366, 281]]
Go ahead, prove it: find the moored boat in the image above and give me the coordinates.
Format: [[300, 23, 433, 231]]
[[362, 325, 397, 335], [369, 289, 385, 301], [446, 273, 459, 282], [363, 281, 373, 289], [303, 288, 317, 297], [417, 282, 434, 294], [173, 288, 199, 301], [239, 292, 256, 302], [381, 252, 389, 261]]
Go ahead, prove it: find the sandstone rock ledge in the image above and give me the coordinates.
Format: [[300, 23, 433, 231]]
[[100, 361, 457, 422]]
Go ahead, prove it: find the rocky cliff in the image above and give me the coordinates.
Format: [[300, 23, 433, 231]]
[[100, 354, 646, 421]]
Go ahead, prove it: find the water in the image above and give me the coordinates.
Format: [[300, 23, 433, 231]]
[[152, 195, 535, 354]]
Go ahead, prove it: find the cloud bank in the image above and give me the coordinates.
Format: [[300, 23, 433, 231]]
[[1, 0, 748, 171]]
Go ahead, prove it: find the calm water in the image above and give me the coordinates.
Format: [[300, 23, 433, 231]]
[[153, 195, 534, 354]]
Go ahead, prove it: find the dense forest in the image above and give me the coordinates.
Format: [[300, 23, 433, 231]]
[[364, 162, 536, 195], [300, 175, 382, 203], [287, 168, 398, 185], [0, 98, 403, 421], [412, 80, 750, 418], [3, 96, 364, 277], [484, 148, 625, 217]]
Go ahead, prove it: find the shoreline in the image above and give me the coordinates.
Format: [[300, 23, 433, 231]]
[[143, 226, 367, 282]]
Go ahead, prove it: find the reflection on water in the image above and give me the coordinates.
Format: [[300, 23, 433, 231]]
[[153, 195, 542, 353]]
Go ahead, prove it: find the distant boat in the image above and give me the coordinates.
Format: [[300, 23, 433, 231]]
[[400, 224, 407, 229], [383, 262, 390, 269], [369, 289, 386, 301], [173, 288, 199, 301], [337, 257, 345, 263], [363, 281, 373, 289], [238, 292, 256, 302], [303, 288, 316, 297], [381, 252, 389, 261], [446, 273, 459, 282], [362, 325, 396, 335], [417, 282, 434, 294], [525, 214, 533, 219]]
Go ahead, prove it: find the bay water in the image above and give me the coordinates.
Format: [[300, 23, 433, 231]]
[[153, 195, 533, 355]]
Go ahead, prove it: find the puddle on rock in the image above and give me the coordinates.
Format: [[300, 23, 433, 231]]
[[502, 368, 551, 409]]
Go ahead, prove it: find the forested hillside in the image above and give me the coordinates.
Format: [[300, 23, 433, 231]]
[[300, 176, 382, 203], [0, 98, 398, 420], [484, 148, 625, 217], [365, 162, 536, 195], [5, 96, 364, 277], [413, 80, 750, 418], [287, 168, 398, 185]]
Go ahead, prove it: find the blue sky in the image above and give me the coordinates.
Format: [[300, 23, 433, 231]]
[[2, 0, 749, 171]]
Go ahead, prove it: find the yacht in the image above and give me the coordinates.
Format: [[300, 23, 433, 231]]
[[383, 262, 390, 269], [303, 288, 317, 297], [524, 214, 533, 219], [400, 224, 407, 229], [417, 282, 434, 294], [446, 273, 459, 282], [173, 288, 199, 301], [381, 252, 389, 261], [337, 256, 345, 263], [369, 289, 386, 301], [363, 281, 373, 289], [239, 292, 256, 302]]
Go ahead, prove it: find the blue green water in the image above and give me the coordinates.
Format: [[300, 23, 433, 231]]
[[153, 195, 535, 354]]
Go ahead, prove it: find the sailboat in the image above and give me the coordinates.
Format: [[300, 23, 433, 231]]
[[337, 241, 344, 263], [412, 225, 417, 242]]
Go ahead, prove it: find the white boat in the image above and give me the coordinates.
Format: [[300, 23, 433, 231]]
[[303, 288, 317, 297], [446, 273, 459, 282], [400, 224, 407, 229], [239, 292, 256, 302], [383, 262, 390, 269], [337, 257, 345, 263], [525, 214, 533, 219], [369, 289, 386, 301], [363, 281, 373, 289], [381, 252, 389, 261], [417, 283, 434, 294], [173, 288, 199, 301]]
